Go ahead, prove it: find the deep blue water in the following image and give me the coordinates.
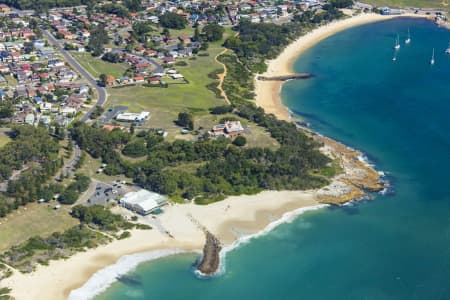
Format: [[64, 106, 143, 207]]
[[95, 18, 450, 300]]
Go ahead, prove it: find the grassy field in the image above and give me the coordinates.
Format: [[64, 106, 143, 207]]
[[71, 52, 129, 79], [106, 39, 229, 130], [0, 203, 78, 252], [78, 152, 131, 183], [364, 0, 449, 8], [0, 133, 11, 148], [196, 113, 280, 150]]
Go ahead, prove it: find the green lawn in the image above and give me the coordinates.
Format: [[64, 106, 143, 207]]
[[71, 52, 129, 79], [364, 0, 449, 8], [78, 153, 130, 183], [106, 40, 228, 129], [0, 203, 78, 252], [0, 133, 11, 148], [196, 114, 280, 150]]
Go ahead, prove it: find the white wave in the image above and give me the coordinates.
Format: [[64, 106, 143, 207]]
[[68, 249, 185, 300], [197, 204, 328, 278]]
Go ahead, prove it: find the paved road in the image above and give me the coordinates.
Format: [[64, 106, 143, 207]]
[[41, 28, 107, 122]]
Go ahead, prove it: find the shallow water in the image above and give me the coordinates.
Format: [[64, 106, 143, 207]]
[[94, 18, 450, 300]]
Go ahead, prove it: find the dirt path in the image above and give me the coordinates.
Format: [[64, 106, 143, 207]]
[[214, 48, 231, 105]]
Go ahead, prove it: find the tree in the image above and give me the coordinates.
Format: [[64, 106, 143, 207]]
[[202, 23, 225, 42], [99, 74, 107, 87], [58, 188, 78, 204], [88, 24, 108, 57], [194, 26, 200, 42], [176, 112, 194, 130], [90, 106, 104, 119], [232, 136, 247, 147], [210, 105, 233, 115], [159, 13, 187, 29], [102, 52, 120, 63], [329, 0, 354, 8], [161, 27, 170, 37], [124, 0, 142, 12]]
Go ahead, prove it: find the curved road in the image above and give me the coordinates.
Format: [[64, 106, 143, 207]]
[[41, 28, 107, 122]]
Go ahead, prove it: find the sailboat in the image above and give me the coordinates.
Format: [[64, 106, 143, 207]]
[[445, 42, 450, 54], [430, 48, 435, 65], [394, 35, 401, 50], [405, 29, 411, 44]]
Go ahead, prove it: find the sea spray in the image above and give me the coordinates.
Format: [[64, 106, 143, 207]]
[[68, 249, 186, 300], [194, 204, 328, 278]]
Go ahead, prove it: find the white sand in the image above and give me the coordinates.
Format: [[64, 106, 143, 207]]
[[2, 190, 318, 300], [254, 13, 426, 120]]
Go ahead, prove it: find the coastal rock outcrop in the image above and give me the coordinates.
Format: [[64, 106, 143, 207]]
[[313, 134, 384, 204], [197, 231, 222, 275]]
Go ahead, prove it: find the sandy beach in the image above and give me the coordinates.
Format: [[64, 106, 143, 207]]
[[1, 190, 320, 300], [254, 13, 426, 120]]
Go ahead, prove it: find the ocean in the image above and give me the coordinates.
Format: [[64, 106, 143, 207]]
[[91, 18, 450, 300]]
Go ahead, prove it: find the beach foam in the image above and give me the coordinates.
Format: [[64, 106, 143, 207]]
[[68, 249, 186, 300], [210, 204, 328, 277]]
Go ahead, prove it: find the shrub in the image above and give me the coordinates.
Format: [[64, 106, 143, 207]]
[[232, 136, 247, 147], [175, 61, 188, 66]]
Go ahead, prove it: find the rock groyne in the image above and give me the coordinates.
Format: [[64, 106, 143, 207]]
[[197, 231, 222, 275], [257, 73, 312, 81]]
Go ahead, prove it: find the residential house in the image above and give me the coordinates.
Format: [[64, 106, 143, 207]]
[[210, 121, 245, 138]]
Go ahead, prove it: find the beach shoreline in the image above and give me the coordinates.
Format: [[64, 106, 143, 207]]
[[2, 190, 324, 300], [0, 12, 412, 300], [254, 13, 427, 121]]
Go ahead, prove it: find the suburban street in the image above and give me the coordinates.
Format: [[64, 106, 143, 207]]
[[41, 28, 107, 122]]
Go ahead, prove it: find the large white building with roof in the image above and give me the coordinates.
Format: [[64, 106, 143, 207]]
[[116, 111, 150, 123], [119, 189, 167, 215]]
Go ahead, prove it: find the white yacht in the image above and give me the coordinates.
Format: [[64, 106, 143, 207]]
[[430, 48, 435, 65], [445, 42, 450, 54], [405, 29, 411, 44], [394, 35, 401, 50]]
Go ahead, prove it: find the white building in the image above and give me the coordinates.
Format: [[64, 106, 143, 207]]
[[40, 102, 52, 111], [116, 111, 150, 122], [119, 189, 167, 215]]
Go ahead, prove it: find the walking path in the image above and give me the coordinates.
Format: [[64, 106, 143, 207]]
[[214, 48, 231, 105]]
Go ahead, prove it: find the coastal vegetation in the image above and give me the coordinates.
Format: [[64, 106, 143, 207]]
[[0, 226, 109, 273], [224, 4, 345, 73], [70, 114, 331, 201], [0, 126, 63, 217], [0, 203, 149, 273], [0, 203, 77, 253]]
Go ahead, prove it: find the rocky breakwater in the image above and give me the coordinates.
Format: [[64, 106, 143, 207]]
[[257, 73, 312, 81], [313, 134, 384, 204], [197, 231, 222, 275]]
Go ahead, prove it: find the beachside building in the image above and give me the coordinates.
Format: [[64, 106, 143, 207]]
[[379, 7, 403, 15], [119, 189, 167, 215], [116, 111, 150, 123]]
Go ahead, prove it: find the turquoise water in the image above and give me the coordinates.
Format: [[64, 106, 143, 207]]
[[95, 18, 450, 300]]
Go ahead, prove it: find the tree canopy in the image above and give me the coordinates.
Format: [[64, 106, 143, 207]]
[[159, 13, 187, 29], [202, 23, 225, 42]]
